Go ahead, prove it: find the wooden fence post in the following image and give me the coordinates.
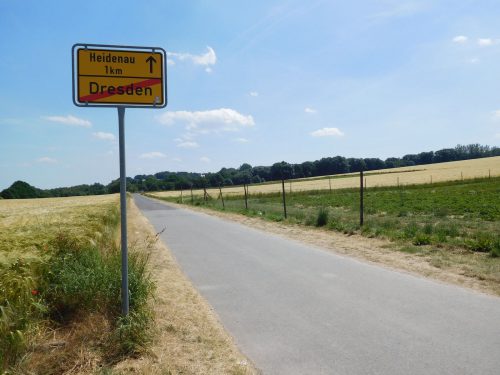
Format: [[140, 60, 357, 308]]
[[360, 171, 364, 227], [244, 184, 248, 210], [219, 185, 225, 209], [281, 179, 287, 219]]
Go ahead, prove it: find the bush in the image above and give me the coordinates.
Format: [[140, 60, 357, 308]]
[[316, 208, 329, 227]]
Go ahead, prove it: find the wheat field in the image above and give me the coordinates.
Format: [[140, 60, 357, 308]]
[[0, 194, 118, 266], [151, 156, 500, 199]]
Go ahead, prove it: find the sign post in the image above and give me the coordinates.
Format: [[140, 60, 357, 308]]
[[72, 44, 167, 315]]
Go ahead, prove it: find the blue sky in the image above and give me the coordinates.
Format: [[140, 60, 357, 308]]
[[1, 0, 500, 189]]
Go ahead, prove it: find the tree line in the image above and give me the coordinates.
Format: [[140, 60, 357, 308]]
[[1, 143, 498, 199]]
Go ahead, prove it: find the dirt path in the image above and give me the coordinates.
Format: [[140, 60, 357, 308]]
[[112, 199, 258, 374], [161, 201, 498, 297]]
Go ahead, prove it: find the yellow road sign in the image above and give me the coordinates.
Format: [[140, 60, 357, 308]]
[[72, 44, 167, 107]]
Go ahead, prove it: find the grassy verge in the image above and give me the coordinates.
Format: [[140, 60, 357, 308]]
[[0, 195, 154, 373], [150, 177, 500, 293]]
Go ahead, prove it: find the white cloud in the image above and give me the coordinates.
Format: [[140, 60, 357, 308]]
[[234, 137, 249, 143], [478, 38, 493, 46], [304, 107, 317, 114], [43, 115, 91, 128], [167, 59, 175, 66], [205, 67, 213, 73], [177, 141, 199, 149], [469, 57, 480, 64], [169, 46, 217, 67], [311, 127, 344, 137], [200, 156, 211, 163], [249, 91, 259, 97], [92, 131, 115, 141], [139, 151, 166, 159], [492, 110, 500, 119], [36, 156, 57, 163], [452, 35, 468, 44], [495, 133, 500, 139], [157, 108, 255, 133], [172, 157, 182, 162]]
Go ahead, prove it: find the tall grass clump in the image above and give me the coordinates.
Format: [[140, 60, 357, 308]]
[[316, 207, 329, 227]]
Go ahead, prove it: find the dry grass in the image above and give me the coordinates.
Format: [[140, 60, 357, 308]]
[[0, 195, 119, 266], [111, 200, 258, 375], [151, 156, 500, 199]]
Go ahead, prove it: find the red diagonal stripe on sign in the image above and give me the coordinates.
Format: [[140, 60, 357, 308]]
[[79, 78, 162, 102]]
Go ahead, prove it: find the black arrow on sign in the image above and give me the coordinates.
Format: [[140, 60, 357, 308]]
[[146, 56, 157, 73]]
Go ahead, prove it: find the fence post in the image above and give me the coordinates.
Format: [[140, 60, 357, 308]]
[[203, 187, 208, 202], [180, 189, 183, 203], [190, 185, 194, 204], [244, 184, 248, 210], [219, 185, 225, 209], [360, 171, 364, 227], [329, 177, 332, 193], [281, 178, 287, 219]]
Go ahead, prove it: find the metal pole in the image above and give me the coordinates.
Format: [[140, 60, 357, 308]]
[[118, 106, 129, 316]]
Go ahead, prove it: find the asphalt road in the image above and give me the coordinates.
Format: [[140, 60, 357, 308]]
[[134, 194, 500, 375]]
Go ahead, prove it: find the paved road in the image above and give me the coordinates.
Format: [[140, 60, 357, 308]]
[[134, 194, 500, 375]]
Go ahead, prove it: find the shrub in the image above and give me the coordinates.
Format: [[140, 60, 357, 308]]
[[316, 208, 329, 227]]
